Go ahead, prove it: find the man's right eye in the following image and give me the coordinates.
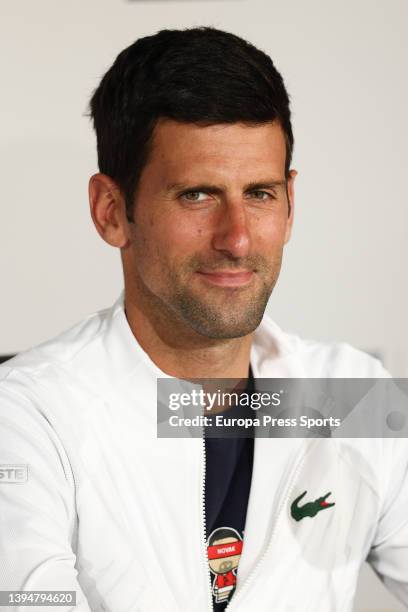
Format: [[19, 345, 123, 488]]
[[180, 191, 208, 202]]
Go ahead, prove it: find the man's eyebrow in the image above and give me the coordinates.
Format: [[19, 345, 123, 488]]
[[165, 179, 287, 193]]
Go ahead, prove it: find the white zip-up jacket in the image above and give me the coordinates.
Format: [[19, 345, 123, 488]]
[[1, 294, 408, 612]]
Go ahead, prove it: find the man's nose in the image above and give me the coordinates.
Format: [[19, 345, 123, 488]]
[[211, 201, 251, 259]]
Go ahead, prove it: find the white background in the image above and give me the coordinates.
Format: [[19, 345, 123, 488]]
[[1, 0, 407, 609]]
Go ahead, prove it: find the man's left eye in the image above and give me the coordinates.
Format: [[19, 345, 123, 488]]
[[248, 190, 275, 200]]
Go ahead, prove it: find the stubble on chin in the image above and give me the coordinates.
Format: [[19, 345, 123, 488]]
[[167, 264, 280, 340]]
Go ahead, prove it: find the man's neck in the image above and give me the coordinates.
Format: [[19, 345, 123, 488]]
[[124, 292, 253, 380]]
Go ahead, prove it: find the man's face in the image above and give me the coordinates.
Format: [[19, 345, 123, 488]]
[[123, 119, 295, 339]]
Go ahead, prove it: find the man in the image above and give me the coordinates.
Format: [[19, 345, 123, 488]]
[[1, 26, 408, 612]]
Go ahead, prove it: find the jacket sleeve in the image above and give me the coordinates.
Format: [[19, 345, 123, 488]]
[[366, 436, 408, 608], [0, 382, 93, 612]]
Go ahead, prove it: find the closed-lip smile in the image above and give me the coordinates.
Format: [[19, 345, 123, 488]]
[[196, 270, 255, 287]]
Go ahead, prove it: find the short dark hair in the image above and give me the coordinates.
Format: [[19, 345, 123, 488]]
[[88, 26, 294, 222], [208, 527, 241, 546]]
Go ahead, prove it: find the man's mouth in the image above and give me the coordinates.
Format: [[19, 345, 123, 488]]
[[195, 270, 255, 287]]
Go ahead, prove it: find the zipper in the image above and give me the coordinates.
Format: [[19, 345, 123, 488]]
[[223, 439, 311, 611], [201, 431, 215, 612]]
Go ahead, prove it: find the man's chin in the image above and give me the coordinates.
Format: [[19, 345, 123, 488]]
[[182, 310, 265, 340], [170, 282, 273, 339]]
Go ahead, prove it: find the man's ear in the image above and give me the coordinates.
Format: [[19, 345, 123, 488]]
[[284, 169, 297, 244], [88, 173, 130, 248]]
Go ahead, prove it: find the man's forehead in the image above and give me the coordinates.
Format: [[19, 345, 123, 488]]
[[148, 118, 287, 182]]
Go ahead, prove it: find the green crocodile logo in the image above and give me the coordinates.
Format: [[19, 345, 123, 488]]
[[291, 490, 335, 521]]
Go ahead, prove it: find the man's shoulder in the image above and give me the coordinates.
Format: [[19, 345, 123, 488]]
[[0, 303, 117, 405], [255, 314, 389, 378], [1, 308, 108, 376]]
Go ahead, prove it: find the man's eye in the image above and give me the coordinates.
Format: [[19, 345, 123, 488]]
[[248, 190, 276, 201], [180, 191, 207, 202]]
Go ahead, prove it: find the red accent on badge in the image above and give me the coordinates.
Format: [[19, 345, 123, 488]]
[[207, 540, 243, 560]]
